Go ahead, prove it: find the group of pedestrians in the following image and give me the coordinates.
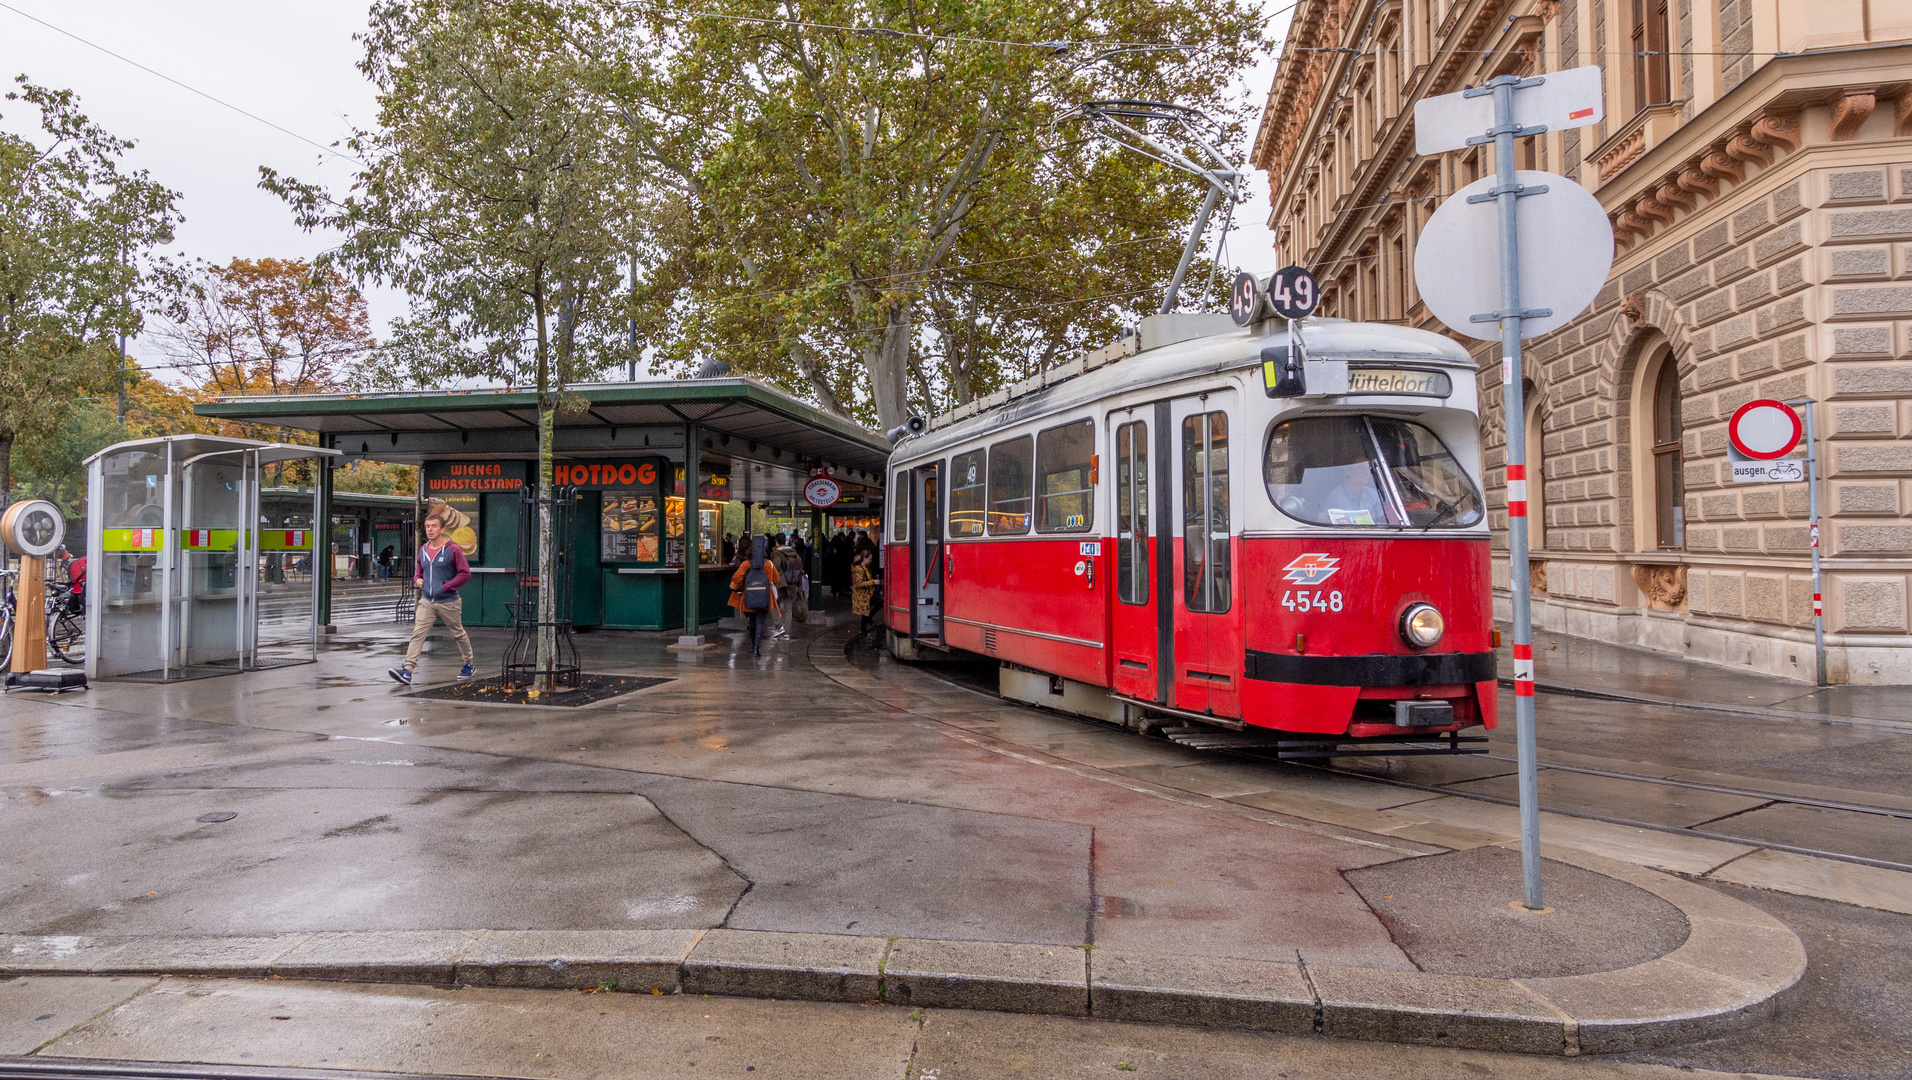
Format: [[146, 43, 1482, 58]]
[[722, 526, 884, 656], [386, 513, 890, 686]]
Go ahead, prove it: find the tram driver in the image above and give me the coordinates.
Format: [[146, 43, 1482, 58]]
[[1267, 416, 1394, 527]]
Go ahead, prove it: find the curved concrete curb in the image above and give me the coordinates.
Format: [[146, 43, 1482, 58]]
[[0, 851, 1802, 1057]]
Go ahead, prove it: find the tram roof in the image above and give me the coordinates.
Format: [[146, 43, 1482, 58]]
[[897, 316, 1477, 462], [194, 377, 894, 477]]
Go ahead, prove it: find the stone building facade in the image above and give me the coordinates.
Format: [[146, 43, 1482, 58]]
[[1252, 0, 1912, 682]]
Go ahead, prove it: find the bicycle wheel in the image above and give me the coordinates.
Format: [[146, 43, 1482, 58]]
[[0, 602, 13, 668], [49, 607, 84, 665]]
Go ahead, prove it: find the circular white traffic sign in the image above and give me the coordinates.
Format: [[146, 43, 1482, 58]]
[[1729, 399, 1802, 460], [1414, 169, 1614, 341], [804, 476, 841, 509], [0, 500, 64, 558]]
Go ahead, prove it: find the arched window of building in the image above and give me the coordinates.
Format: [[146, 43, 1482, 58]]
[[1649, 353, 1683, 549]]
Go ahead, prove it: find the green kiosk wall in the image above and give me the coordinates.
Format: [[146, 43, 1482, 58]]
[[426, 457, 726, 632]]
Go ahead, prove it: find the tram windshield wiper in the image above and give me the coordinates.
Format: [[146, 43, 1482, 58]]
[[1420, 495, 1461, 531]]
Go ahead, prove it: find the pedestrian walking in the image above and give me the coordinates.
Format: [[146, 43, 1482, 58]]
[[377, 545, 395, 580], [390, 513, 476, 685], [850, 548, 878, 641], [728, 535, 781, 657], [722, 533, 736, 565], [771, 534, 803, 640]]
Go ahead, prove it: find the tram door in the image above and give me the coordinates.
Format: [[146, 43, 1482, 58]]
[[910, 462, 944, 640], [1109, 409, 1163, 701], [1169, 394, 1242, 718]]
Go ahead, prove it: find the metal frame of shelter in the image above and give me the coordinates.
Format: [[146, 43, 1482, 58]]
[[83, 434, 339, 682], [194, 377, 892, 638]]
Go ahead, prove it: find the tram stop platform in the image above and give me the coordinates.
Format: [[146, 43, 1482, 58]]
[[0, 609, 1810, 1057]]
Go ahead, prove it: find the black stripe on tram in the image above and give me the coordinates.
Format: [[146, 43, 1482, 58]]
[[1243, 650, 1498, 687]]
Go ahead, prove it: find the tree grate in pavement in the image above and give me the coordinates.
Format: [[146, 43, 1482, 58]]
[[405, 673, 672, 706]]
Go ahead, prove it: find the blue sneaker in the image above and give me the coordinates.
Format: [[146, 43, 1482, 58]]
[[388, 667, 412, 686], [460, 663, 476, 680]]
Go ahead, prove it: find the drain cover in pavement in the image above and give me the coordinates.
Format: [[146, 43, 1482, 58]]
[[405, 673, 672, 707]]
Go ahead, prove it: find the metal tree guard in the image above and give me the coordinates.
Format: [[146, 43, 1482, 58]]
[[503, 483, 581, 690]]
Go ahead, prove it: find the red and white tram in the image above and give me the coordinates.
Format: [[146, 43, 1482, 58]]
[[884, 312, 1497, 742]]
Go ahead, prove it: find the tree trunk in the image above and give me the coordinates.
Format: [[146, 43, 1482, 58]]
[[532, 286, 555, 696], [536, 393, 556, 694], [866, 300, 912, 433], [0, 432, 11, 511]]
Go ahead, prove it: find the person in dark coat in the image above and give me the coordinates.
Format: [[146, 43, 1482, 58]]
[[829, 531, 852, 594]]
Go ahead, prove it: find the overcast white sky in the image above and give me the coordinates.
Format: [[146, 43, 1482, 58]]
[[0, 1, 1290, 359]]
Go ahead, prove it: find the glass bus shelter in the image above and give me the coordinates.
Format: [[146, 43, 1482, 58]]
[[83, 435, 339, 681]]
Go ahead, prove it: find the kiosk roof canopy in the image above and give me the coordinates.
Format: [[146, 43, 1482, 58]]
[[195, 378, 894, 476], [83, 433, 338, 468]]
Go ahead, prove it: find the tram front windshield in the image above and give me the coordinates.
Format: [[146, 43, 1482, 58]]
[[1264, 415, 1483, 528]]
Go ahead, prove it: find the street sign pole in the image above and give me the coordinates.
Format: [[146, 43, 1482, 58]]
[[1480, 74, 1547, 911], [1793, 398, 1827, 686]]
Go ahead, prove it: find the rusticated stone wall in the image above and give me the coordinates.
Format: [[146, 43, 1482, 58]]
[[1482, 158, 1912, 680]]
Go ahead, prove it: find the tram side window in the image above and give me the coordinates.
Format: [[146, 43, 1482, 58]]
[[891, 471, 909, 543], [1035, 420, 1095, 532], [1182, 412, 1231, 613], [987, 436, 1033, 535], [1115, 420, 1148, 605], [948, 451, 986, 537]]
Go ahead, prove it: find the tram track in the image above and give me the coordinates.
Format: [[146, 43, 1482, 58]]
[[907, 656, 1912, 876], [1257, 753, 1912, 875]]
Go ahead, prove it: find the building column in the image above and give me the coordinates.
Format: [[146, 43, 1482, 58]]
[[680, 422, 702, 646], [809, 506, 824, 607], [317, 457, 334, 630]]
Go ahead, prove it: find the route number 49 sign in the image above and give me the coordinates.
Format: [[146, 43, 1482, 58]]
[[1267, 265, 1320, 320]]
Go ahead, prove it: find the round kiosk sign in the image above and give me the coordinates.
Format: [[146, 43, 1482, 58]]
[[804, 476, 841, 509], [1728, 399, 1803, 460]]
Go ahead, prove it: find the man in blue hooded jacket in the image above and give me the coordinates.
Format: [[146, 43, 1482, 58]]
[[389, 513, 475, 685]]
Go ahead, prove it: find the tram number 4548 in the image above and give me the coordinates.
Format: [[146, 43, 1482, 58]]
[[1281, 589, 1344, 613]]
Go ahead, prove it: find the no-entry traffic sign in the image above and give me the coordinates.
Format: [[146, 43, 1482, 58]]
[[1728, 399, 1803, 460]]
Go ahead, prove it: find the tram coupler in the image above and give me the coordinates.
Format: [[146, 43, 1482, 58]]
[[1394, 700, 1454, 727]]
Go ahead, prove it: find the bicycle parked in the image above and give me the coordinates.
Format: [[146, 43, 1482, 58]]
[[0, 567, 85, 667]]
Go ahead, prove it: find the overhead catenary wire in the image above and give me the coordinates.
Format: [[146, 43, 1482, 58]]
[[0, 1, 364, 165]]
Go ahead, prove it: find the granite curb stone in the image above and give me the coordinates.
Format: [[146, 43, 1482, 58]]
[[454, 929, 699, 993], [681, 929, 884, 1002], [269, 930, 488, 986], [0, 852, 1805, 1057], [882, 938, 1088, 1016], [1309, 965, 1568, 1054], [1089, 949, 1314, 1031]]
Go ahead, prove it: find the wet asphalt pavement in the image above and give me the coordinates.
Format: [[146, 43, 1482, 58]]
[[2, 602, 1909, 1076]]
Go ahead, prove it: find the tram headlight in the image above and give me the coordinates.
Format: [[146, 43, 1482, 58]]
[[1400, 603, 1445, 649]]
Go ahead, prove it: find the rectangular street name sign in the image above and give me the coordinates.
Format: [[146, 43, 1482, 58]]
[[1414, 65, 1605, 155]]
